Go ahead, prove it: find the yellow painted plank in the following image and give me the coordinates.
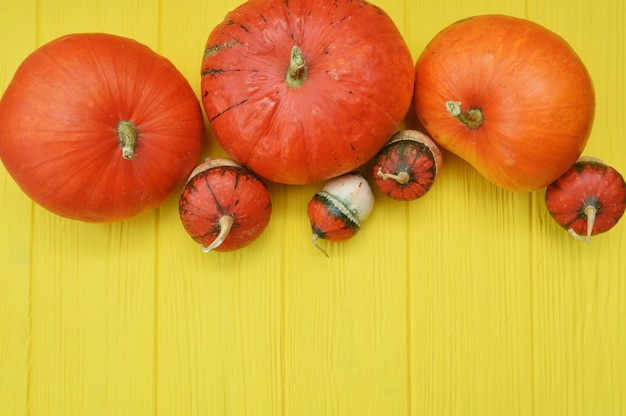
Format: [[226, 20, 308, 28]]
[[155, 183, 286, 412], [281, 182, 409, 415], [34, 0, 160, 48], [0, 3, 37, 415], [409, 164, 535, 415], [28, 215, 158, 414]]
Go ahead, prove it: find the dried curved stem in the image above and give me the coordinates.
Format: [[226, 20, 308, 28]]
[[568, 205, 597, 244], [201, 215, 234, 252], [312, 233, 330, 258], [446, 101, 484, 130], [377, 168, 410, 184]]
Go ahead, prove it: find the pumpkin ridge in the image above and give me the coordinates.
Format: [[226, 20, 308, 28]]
[[41, 50, 84, 87], [58, 141, 123, 221], [81, 36, 141, 118], [130, 66, 199, 125]]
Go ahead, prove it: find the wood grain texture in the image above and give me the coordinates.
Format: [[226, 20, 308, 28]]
[[0, 2, 36, 415], [0, 0, 624, 415]]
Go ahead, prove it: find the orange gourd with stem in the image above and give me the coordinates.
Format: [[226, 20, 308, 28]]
[[414, 15, 595, 192]]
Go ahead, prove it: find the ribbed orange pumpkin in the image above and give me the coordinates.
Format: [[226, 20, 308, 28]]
[[0, 33, 205, 222], [201, 0, 414, 184]]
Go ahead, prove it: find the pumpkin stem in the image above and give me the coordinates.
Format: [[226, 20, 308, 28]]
[[285, 45, 308, 88], [201, 215, 234, 253], [312, 233, 330, 258], [567, 204, 597, 244], [446, 101, 484, 129], [117, 121, 139, 160], [377, 168, 410, 184]]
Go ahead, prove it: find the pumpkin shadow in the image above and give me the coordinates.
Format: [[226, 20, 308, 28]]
[[403, 96, 426, 134]]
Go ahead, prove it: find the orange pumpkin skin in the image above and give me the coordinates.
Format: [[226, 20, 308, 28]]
[[414, 15, 595, 192], [201, 0, 414, 185], [0, 33, 205, 222]]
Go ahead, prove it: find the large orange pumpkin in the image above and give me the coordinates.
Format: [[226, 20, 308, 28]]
[[0, 33, 205, 222], [201, 0, 414, 185], [414, 15, 595, 192]]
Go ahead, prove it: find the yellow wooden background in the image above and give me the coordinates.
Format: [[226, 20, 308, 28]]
[[1, 0, 625, 414]]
